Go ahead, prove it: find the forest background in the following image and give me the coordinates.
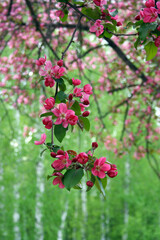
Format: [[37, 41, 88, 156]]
[[0, 0, 160, 239]]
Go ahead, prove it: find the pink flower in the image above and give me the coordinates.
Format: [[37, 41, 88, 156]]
[[51, 151, 72, 170], [34, 133, 46, 145], [36, 55, 46, 66], [157, 2, 160, 13], [83, 84, 93, 95], [155, 36, 160, 47], [145, 0, 155, 8], [42, 117, 52, 129], [142, 7, 158, 23], [39, 60, 53, 77], [52, 65, 66, 79], [107, 164, 118, 178], [44, 97, 55, 110], [52, 103, 77, 128], [77, 152, 88, 164], [52, 103, 69, 128], [73, 87, 82, 97], [52, 172, 65, 189], [72, 78, 81, 86], [66, 110, 78, 125], [89, 20, 104, 37], [92, 157, 111, 178]]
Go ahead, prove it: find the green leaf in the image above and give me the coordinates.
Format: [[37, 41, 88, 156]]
[[56, 91, 67, 101], [104, 23, 116, 32], [47, 175, 53, 180], [78, 116, 90, 131], [138, 22, 157, 41], [101, 177, 107, 190], [62, 75, 73, 85], [40, 148, 47, 157], [52, 145, 61, 153], [60, 10, 68, 22], [104, 30, 113, 39], [81, 7, 101, 20], [95, 177, 106, 198], [55, 78, 63, 84], [62, 168, 84, 191], [109, 9, 118, 17], [134, 37, 141, 49], [144, 41, 158, 61], [71, 100, 81, 115], [73, 185, 82, 190], [40, 112, 54, 118], [72, 0, 84, 4], [54, 124, 67, 143], [134, 20, 143, 28]]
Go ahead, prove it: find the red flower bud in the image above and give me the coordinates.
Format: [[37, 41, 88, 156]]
[[135, 15, 140, 20], [83, 100, 90, 105], [116, 21, 122, 26], [50, 152, 57, 158], [82, 111, 90, 117], [57, 59, 63, 67], [86, 181, 94, 187], [69, 94, 73, 101], [92, 142, 98, 149], [72, 157, 77, 162], [57, 150, 64, 155]]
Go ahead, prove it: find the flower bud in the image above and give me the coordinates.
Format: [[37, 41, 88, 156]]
[[83, 100, 90, 105], [86, 181, 94, 187], [57, 59, 63, 67], [72, 157, 77, 162], [50, 152, 57, 158], [92, 142, 98, 149], [57, 150, 64, 155], [116, 21, 122, 26], [135, 15, 140, 20], [82, 111, 90, 117], [69, 94, 73, 101]]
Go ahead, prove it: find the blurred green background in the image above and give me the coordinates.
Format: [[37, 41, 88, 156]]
[[0, 95, 160, 240]]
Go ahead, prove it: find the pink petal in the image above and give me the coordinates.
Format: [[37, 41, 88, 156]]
[[45, 60, 52, 70], [98, 157, 106, 165], [59, 181, 65, 188], [59, 103, 67, 113], [101, 163, 111, 172], [54, 118, 62, 125], [90, 26, 97, 32], [52, 108, 60, 117], [53, 177, 60, 185], [39, 69, 46, 76], [97, 171, 106, 178]]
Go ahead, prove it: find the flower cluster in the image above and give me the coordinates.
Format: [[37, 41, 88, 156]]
[[140, 0, 160, 23], [34, 56, 117, 194]]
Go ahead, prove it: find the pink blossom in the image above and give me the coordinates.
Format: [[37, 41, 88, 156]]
[[79, 103, 85, 112], [66, 110, 78, 125], [145, 0, 155, 8], [142, 7, 158, 23], [92, 157, 111, 178], [72, 78, 81, 86], [34, 133, 46, 145], [89, 20, 104, 37], [52, 103, 77, 128], [73, 87, 82, 97], [42, 117, 52, 129], [52, 65, 66, 79], [107, 164, 118, 178], [82, 111, 90, 117], [39, 60, 53, 77], [83, 84, 93, 95], [44, 97, 55, 110], [36, 55, 46, 66], [155, 36, 160, 47], [77, 152, 88, 164], [157, 2, 160, 13], [51, 151, 72, 170], [52, 172, 65, 189]]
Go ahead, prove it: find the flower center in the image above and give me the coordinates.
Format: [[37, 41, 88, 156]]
[[60, 113, 66, 119], [96, 166, 101, 171]]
